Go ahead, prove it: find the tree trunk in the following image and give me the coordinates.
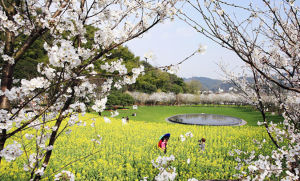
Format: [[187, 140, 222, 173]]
[[0, 29, 15, 165], [0, 129, 7, 164], [33, 86, 75, 181], [33, 118, 63, 181], [0, 63, 14, 109]]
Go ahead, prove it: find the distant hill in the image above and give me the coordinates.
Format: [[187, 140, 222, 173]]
[[184, 77, 235, 92]]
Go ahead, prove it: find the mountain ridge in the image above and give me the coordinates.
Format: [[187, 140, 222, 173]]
[[183, 76, 234, 92]]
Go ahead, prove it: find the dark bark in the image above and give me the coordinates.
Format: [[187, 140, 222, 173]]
[[0, 28, 15, 110], [0, 129, 7, 164], [0, 25, 15, 165], [0, 63, 14, 110], [251, 68, 280, 149], [33, 86, 75, 181]]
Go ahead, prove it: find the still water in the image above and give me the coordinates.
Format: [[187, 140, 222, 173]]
[[167, 113, 243, 126]]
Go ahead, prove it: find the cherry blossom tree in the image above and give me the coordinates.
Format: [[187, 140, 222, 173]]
[[179, 0, 300, 180], [148, 92, 176, 105], [0, 0, 183, 180], [128, 91, 246, 105]]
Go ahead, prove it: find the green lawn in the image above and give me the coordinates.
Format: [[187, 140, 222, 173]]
[[96, 105, 283, 126]]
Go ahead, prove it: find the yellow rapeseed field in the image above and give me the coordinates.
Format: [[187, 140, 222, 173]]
[[0, 113, 274, 180]]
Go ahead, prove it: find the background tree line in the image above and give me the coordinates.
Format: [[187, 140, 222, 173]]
[[3, 34, 202, 108]]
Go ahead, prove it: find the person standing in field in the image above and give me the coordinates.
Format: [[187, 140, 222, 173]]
[[199, 138, 206, 151], [122, 117, 127, 125], [161, 138, 169, 154], [158, 133, 170, 154]]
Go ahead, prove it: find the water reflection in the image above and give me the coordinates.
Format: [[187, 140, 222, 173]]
[[168, 114, 242, 126]]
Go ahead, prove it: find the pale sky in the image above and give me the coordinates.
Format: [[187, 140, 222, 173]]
[[125, 17, 245, 80], [125, 0, 278, 79], [126, 0, 300, 79]]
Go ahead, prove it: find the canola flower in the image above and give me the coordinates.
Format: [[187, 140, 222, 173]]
[[0, 113, 275, 180]]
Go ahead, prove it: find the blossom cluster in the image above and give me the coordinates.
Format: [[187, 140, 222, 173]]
[[152, 155, 177, 181], [178, 0, 300, 180], [180, 131, 194, 142], [0, 141, 23, 162], [229, 120, 300, 180], [127, 91, 248, 105], [54, 170, 75, 181], [0, 0, 183, 179]]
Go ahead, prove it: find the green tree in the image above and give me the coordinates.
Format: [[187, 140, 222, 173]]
[[167, 84, 183, 94], [7, 28, 189, 95], [136, 81, 157, 94], [119, 93, 135, 107], [131, 68, 188, 94], [106, 93, 120, 108], [186, 80, 203, 94], [106, 91, 135, 108]]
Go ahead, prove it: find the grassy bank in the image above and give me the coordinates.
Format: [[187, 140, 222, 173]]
[[98, 105, 282, 126]]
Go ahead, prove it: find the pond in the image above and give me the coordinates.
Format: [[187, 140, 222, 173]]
[[167, 113, 245, 126]]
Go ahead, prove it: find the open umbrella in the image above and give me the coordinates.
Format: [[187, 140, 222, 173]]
[[158, 133, 170, 148]]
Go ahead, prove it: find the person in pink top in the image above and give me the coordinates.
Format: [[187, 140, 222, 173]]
[[158, 133, 170, 154], [161, 138, 168, 154]]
